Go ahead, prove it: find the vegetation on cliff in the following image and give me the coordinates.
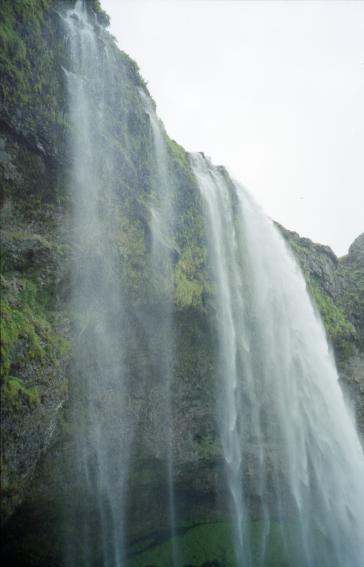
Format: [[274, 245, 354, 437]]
[[279, 225, 363, 364], [0, 0, 67, 161], [307, 282, 356, 360]]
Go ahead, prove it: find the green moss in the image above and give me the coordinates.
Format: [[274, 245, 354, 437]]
[[0, 0, 66, 150], [83, 0, 110, 26], [308, 283, 356, 360], [174, 245, 206, 309], [0, 1, 49, 88], [285, 233, 363, 358], [1, 376, 40, 409], [167, 139, 191, 173], [0, 297, 44, 379], [337, 263, 364, 351], [0, 277, 69, 383]]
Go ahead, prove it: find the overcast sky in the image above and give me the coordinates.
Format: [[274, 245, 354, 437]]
[[102, 0, 364, 255]]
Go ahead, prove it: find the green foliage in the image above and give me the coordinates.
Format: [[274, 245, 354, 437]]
[[167, 138, 191, 174], [174, 245, 206, 309], [284, 231, 362, 360], [1, 376, 40, 409], [0, 14, 28, 102], [86, 0, 111, 26], [337, 263, 364, 351], [1, 295, 44, 380], [0, 0, 47, 90], [0, 277, 69, 386], [0, 0, 66, 145], [308, 283, 356, 359]]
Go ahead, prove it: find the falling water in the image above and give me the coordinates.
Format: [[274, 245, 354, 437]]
[[60, 2, 364, 565], [191, 153, 364, 567], [63, 2, 179, 563], [139, 91, 178, 564], [63, 2, 129, 565]]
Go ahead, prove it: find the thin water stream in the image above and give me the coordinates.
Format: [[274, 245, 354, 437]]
[[139, 90, 178, 565], [64, 2, 128, 565]]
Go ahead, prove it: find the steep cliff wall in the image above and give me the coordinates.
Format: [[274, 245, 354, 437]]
[[1, 0, 70, 522], [1, 0, 213, 544], [1, 1, 363, 566], [279, 227, 364, 435]]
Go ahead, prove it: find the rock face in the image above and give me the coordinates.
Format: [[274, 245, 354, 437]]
[[279, 226, 364, 435], [0, 129, 70, 523], [1, 1, 363, 566], [1, 3, 219, 562]]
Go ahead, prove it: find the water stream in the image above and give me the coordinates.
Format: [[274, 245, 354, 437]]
[[139, 90, 178, 564], [191, 152, 364, 567], [62, 2, 364, 565], [63, 3, 129, 565]]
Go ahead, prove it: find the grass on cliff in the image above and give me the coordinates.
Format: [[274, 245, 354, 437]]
[[175, 245, 207, 310], [308, 283, 357, 360], [1, 376, 40, 409], [0, 277, 68, 406]]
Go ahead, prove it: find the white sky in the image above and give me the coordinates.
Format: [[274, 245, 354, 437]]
[[102, 0, 364, 256]]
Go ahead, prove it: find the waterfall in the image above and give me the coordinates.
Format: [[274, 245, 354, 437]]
[[191, 152, 364, 566], [63, 2, 130, 565], [63, 2, 179, 564], [60, 2, 364, 566], [139, 91, 179, 564]]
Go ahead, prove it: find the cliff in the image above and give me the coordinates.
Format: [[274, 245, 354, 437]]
[[1, 1, 363, 566], [279, 226, 364, 434]]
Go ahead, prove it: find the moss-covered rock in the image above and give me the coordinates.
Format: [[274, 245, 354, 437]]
[[278, 225, 363, 361], [175, 245, 207, 310], [279, 226, 364, 436], [0, 125, 70, 523], [0, 268, 69, 522], [337, 234, 364, 350], [307, 282, 356, 360], [0, 0, 67, 163]]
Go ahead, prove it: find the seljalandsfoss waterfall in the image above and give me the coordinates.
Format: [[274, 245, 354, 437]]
[[59, 3, 364, 565], [1, 2, 364, 567]]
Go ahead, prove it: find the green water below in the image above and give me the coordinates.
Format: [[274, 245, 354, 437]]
[[126, 521, 298, 567]]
